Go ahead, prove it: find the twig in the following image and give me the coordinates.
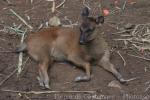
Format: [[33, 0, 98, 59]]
[[51, 0, 56, 13], [64, 16, 73, 25], [0, 57, 29, 86], [106, 23, 122, 31], [83, 0, 91, 10], [24, 94, 31, 100], [125, 77, 140, 82], [120, 34, 132, 37], [117, 51, 126, 66], [132, 44, 150, 51], [131, 24, 150, 35], [127, 53, 150, 61], [113, 38, 132, 41], [110, 9, 121, 15], [0, 69, 17, 86], [145, 84, 150, 92], [145, 81, 150, 85], [56, 0, 66, 9], [1, 89, 96, 94], [111, 29, 133, 35], [122, 0, 127, 10], [9, 9, 33, 30], [9, 27, 25, 34], [131, 24, 139, 35], [0, 51, 14, 53], [17, 29, 27, 76], [62, 23, 78, 27]]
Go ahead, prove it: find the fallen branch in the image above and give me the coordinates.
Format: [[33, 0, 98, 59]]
[[1, 89, 96, 94], [9, 9, 33, 30]]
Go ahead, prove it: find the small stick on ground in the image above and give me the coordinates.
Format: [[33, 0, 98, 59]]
[[145, 84, 150, 92], [125, 77, 140, 82], [83, 0, 91, 10], [52, 0, 56, 13], [0, 57, 29, 86], [127, 54, 150, 61], [0, 69, 17, 86], [56, 0, 66, 9], [1, 89, 96, 94], [62, 23, 78, 28], [9, 9, 33, 30], [145, 80, 150, 92], [111, 29, 133, 35], [117, 51, 126, 66], [0, 51, 15, 53], [145, 81, 150, 85], [17, 29, 27, 76], [113, 38, 132, 41], [122, 0, 127, 10], [131, 24, 140, 35]]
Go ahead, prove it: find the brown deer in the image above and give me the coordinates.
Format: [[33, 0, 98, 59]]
[[16, 26, 92, 89], [79, 7, 127, 83], [16, 7, 128, 89]]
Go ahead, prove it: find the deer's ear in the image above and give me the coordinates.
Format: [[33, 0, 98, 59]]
[[95, 16, 104, 24], [81, 7, 89, 17]]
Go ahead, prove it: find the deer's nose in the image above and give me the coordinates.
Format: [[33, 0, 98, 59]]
[[79, 40, 86, 45], [79, 33, 87, 45]]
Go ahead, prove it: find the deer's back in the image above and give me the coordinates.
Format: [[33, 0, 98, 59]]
[[25, 27, 81, 61]]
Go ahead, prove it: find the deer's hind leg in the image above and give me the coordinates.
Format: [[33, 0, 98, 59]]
[[37, 57, 52, 89], [29, 49, 52, 89], [98, 50, 127, 83]]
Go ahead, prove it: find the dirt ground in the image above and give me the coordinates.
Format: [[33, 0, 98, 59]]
[[0, 0, 150, 100]]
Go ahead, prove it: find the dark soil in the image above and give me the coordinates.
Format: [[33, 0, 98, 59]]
[[0, 0, 150, 100]]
